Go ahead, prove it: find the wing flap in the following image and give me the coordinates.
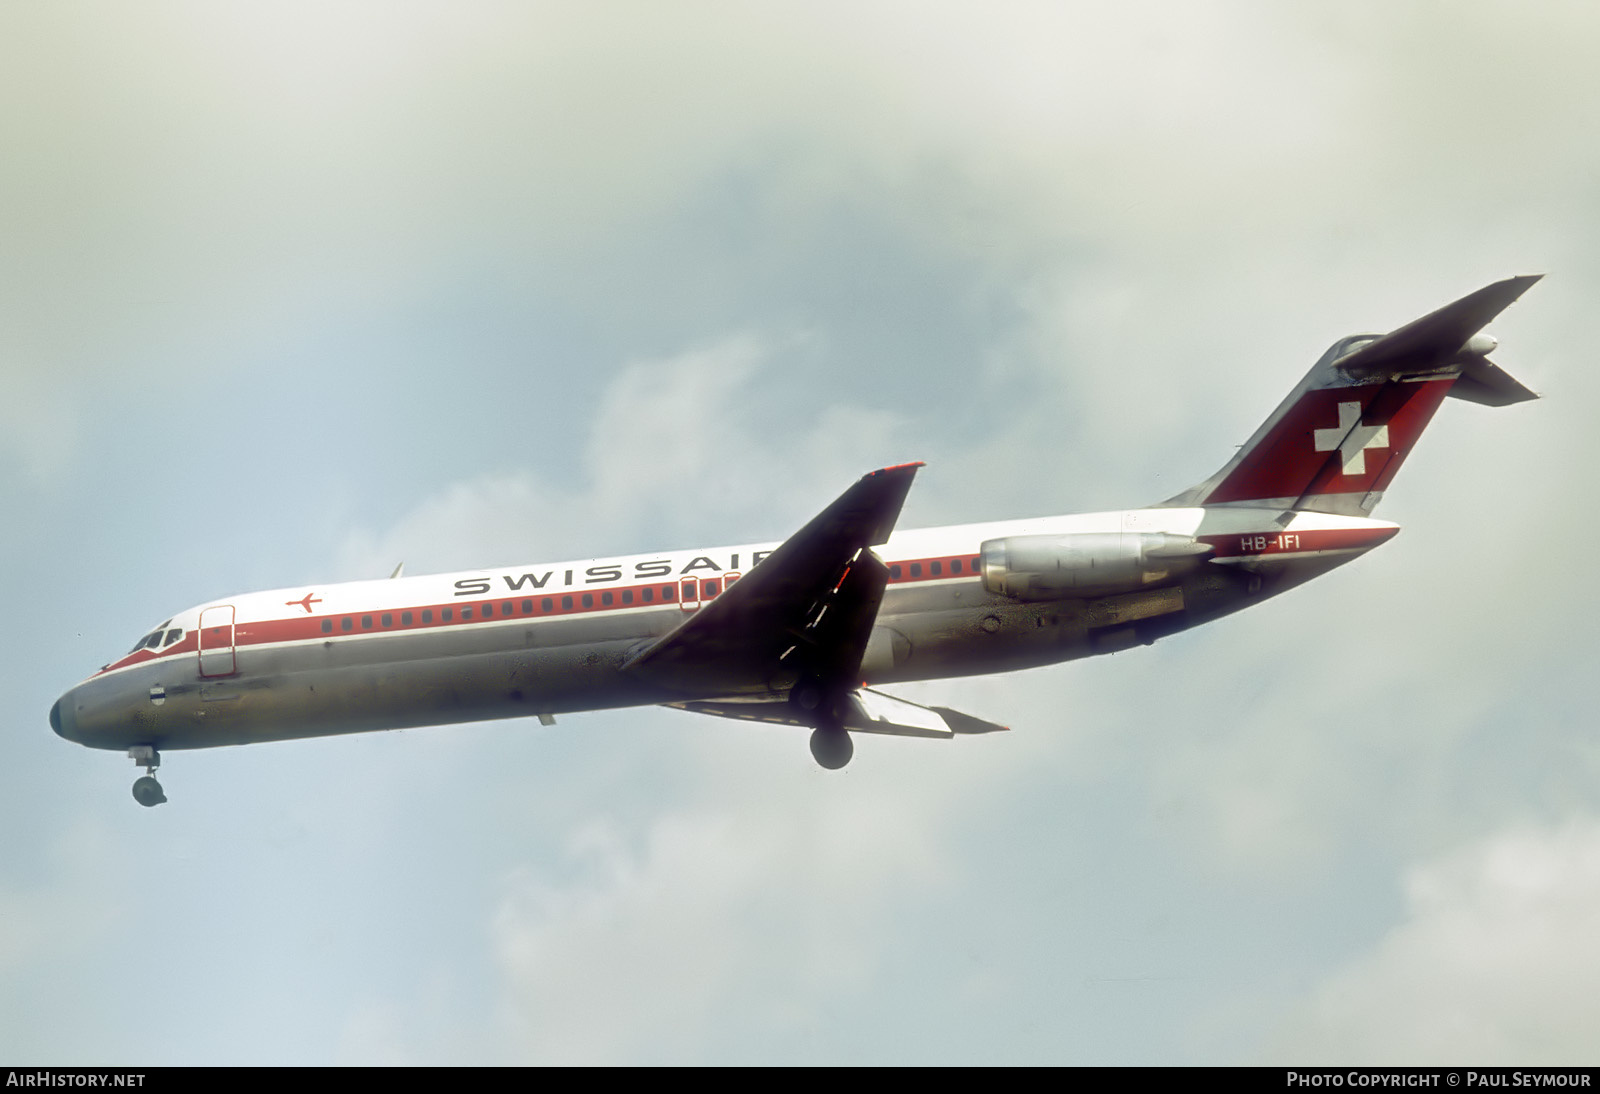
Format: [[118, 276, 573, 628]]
[[669, 688, 1009, 739]]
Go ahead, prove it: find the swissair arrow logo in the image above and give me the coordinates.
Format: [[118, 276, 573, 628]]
[[1313, 401, 1390, 476]]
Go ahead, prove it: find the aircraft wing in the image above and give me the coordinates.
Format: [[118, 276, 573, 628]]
[[620, 463, 922, 698], [668, 688, 1010, 739]]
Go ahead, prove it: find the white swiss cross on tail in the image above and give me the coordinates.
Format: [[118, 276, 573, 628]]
[[1313, 401, 1390, 476]]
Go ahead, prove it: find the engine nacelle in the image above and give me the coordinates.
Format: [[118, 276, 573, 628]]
[[980, 532, 1213, 601]]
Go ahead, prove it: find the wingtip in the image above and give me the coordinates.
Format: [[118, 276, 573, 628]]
[[869, 461, 926, 477]]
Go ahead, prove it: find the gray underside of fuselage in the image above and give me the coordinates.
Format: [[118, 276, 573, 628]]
[[61, 554, 1345, 753]]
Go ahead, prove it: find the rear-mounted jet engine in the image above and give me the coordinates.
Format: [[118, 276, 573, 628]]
[[980, 533, 1214, 601]]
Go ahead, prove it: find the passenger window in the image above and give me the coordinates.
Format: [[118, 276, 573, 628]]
[[971, 556, 981, 571], [505, 600, 515, 615], [342, 618, 353, 631], [422, 609, 433, 623], [952, 558, 963, 574], [362, 616, 373, 629], [462, 606, 473, 620], [642, 588, 654, 603], [930, 561, 941, 576], [662, 585, 674, 601], [562, 596, 573, 610], [442, 608, 453, 622], [582, 593, 594, 609], [601, 591, 613, 606], [402, 611, 412, 625], [890, 564, 902, 579], [910, 563, 922, 577], [522, 600, 533, 614], [703, 580, 719, 597], [482, 603, 493, 617], [541, 598, 553, 612], [321, 620, 333, 634], [681, 581, 695, 599], [622, 590, 633, 605], [382, 613, 393, 627]]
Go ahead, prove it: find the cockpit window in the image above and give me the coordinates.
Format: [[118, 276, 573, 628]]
[[127, 620, 178, 655]]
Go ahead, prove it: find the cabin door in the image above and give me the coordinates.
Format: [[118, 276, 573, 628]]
[[197, 605, 237, 677]]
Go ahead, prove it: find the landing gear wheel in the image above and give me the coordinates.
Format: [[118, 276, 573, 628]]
[[808, 724, 854, 770], [127, 746, 166, 807], [132, 775, 167, 807]]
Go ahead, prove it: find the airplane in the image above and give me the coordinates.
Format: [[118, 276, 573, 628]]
[[51, 276, 1541, 806]]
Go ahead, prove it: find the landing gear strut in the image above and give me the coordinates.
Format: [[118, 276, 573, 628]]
[[128, 746, 166, 807]]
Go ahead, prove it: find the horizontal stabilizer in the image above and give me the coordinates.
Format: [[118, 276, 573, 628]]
[[1337, 274, 1542, 378], [1448, 355, 1539, 407], [668, 687, 1008, 740]]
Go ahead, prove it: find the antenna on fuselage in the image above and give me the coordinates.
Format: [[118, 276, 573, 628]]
[[389, 562, 405, 579]]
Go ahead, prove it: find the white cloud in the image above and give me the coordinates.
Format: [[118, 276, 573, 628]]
[[488, 798, 943, 1064], [1269, 818, 1600, 1064], [336, 330, 909, 576]]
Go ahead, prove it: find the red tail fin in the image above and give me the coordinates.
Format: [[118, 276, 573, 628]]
[[1164, 277, 1539, 516], [1205, 376, 1455, 511]]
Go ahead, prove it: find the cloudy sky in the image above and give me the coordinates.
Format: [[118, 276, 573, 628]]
[[4, 0, 1597, 1065]]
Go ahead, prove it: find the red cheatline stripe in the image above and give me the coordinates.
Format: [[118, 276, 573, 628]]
[[95, 551, 988, 677], [1199, 527, 1397, 559]]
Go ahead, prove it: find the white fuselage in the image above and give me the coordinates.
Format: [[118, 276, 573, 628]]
[[51, 504, 1395, 755]]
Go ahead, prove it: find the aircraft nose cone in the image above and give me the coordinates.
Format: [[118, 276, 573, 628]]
[[50, 694, 77, 741]]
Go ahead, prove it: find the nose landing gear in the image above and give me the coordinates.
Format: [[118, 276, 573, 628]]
[[128, 746, 166, 807]]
